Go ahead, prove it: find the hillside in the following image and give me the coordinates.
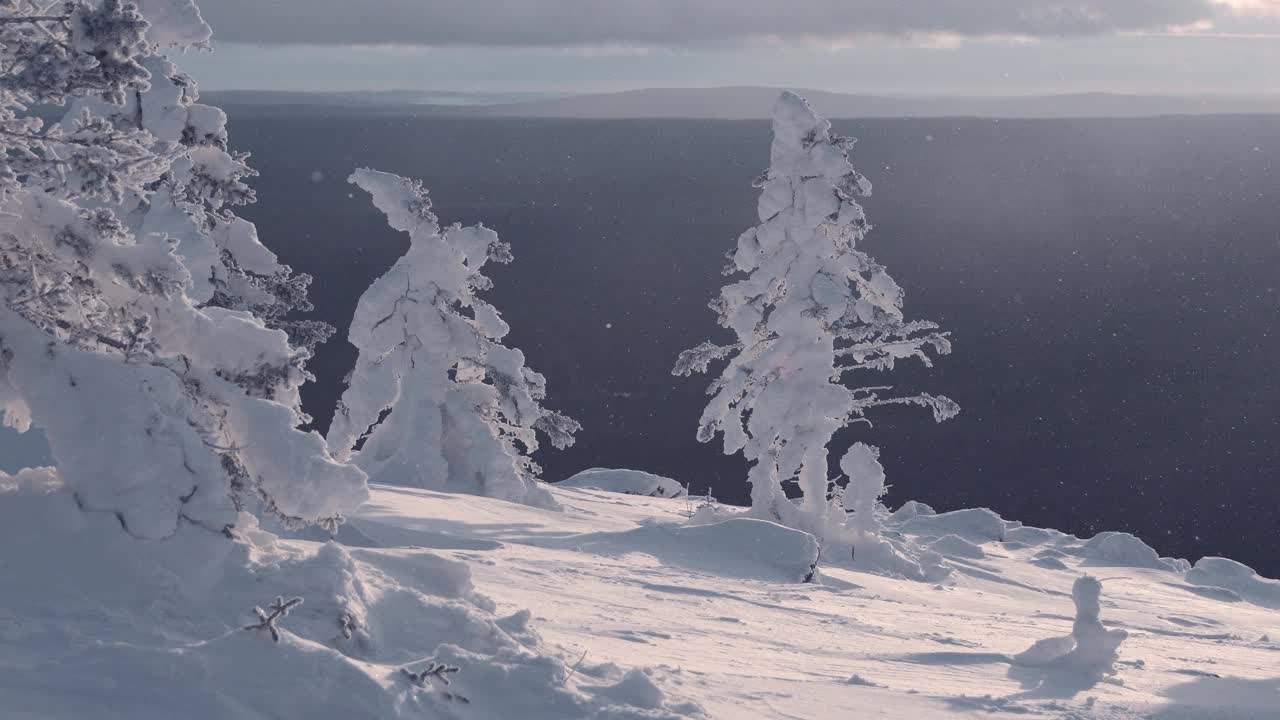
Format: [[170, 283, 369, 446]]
[[5, 470, 1278, 717]]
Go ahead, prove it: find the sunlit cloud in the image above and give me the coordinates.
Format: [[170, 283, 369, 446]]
[[198, 1, 1215, 48]]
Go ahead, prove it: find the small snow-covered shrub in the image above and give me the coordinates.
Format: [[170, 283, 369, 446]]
[[1072, 531, 1183, 571], [329, 169, 578, 507], [673, 91, 957, 543], [1015, 575, 1127, 677], [888, 500, 935, 522]]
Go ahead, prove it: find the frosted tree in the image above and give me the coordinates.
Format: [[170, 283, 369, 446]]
[[675, 92, 958, 540], [0, 0, 366, 538], [329, 169, 579, 507]]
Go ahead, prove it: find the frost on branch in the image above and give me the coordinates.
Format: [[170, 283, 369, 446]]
[[244, 595, 304, 643], [674, 92, 958, 540], [672, 341, 739, 378], [329, 169, 578, 508], [0, 0, 366, 539]]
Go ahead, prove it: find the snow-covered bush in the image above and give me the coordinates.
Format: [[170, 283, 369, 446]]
[[329, 169, 579, 507], [0, 1, 365, 537], [674, 91, 958, 541], [1015, 575, 1127, 677]]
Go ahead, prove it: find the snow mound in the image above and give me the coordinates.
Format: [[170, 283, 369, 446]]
[[895, 508, 1006, 542], [926, 534, 987, 560], [1186, 557, 1280, 609], [563, 518, 819, 584], [888, 500, 935, 522], [1003, 524, 1070, 546], [557, 468, 687, 498], [1073, 531, 1184, 571]]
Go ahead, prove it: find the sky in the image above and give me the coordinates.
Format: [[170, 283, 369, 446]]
[[181, 1, 1280, 97]]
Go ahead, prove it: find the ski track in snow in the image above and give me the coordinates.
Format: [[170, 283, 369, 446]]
[[353, 484, 1280, 719]]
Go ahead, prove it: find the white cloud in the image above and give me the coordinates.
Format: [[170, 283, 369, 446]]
[[196, 0, 1217, 47]]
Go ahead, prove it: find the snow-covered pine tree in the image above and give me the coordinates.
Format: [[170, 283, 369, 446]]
[[0, 0, 366, 538], [674, 91, 958, 540], [329, 169, 579, 507]]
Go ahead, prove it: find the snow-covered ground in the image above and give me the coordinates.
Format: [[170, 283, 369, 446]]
[[4, 473, 1277, 719], [353, 482, 1280, 719]]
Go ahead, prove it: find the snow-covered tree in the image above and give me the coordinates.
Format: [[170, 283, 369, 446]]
[[674, 91, 958, 540], [837, 441, 928, 574], [841, 442, 886, 539], [329, 169, 579, 507], [0, 0, 365, 538]]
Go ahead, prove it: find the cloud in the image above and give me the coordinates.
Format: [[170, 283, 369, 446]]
[[196, 1, 1219, 47]]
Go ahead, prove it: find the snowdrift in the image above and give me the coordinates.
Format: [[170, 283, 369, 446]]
[[1186, 556, 1280, 608], [557, 468, 687, 499], [557, 517, 820, 584]]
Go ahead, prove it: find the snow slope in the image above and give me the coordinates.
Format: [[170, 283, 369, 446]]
[[4, 475, 1277, 718], [354, 484, 1280, 719]]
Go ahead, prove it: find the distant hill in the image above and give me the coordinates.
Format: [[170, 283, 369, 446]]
[[205, 86, 1280, 119]]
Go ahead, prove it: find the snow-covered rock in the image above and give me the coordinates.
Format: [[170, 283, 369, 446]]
[[1073, 531, 1184, 571], [889, 500, 936, 522], [557, 468, 687, 498], [1003, 524, 1069, 546], [926, 533, 988, 560], [1186, 557, 1280, 608], [895, 508, 1006, 542], [567, 517, 820, 584]]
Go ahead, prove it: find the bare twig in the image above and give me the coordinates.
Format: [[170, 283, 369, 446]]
[[243, 595, 303, 643]]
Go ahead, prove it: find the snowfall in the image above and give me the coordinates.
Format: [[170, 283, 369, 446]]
[[3, 466, 1276, 720]]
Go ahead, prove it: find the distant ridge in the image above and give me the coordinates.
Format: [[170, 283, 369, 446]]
[[205, 86, 1280, 119]]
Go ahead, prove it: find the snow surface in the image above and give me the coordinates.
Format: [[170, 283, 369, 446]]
[[4, 475, 1280, 717], [349, 483, 1280, 719]]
